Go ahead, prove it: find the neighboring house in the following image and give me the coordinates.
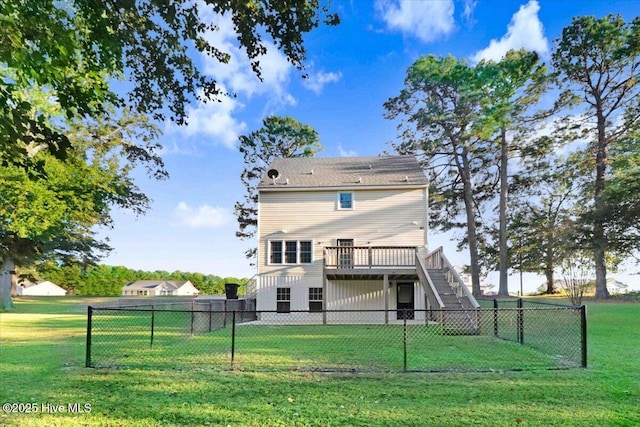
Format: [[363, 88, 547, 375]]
[[121, 280, 200, 296], [255, 155, 478, 324], [17, 281, 67, 296]]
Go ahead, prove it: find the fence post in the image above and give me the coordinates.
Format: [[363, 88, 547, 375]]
[[231, 310, 236, 368], [85, 306, 93, 367], [403, 315, 407, 372], [493, 299, 498, 337], [581, 305, 588, 368], [190, 300, 195, 336], [517, 298, 524, 345], [209, 301, 213, 332], [150, 305, 155, 348]]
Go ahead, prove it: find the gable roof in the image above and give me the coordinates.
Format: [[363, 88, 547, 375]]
[[19, 281, 65, 290], [258, 155, 427, 191], [121, 280, 193, 291]]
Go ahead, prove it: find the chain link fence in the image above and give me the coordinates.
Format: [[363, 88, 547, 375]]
[[86, 299, 587, 372]]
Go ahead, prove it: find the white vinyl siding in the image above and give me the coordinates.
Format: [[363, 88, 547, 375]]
[[258, 188, 427, 273]]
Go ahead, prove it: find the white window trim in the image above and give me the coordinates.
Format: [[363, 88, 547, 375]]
[[337, 192, 355, 210], [268, 239, 314, 265]]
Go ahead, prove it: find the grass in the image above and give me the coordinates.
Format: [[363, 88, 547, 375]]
[[87, 305, 583, 371], [0, 296, 639, 426]]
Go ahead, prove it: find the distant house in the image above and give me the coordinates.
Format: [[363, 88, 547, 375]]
[[121, 280, 200, 296], [17, 281, 67, 296]]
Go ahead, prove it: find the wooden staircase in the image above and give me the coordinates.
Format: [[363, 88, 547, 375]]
[[417, 247, 480, 334], [427, 269, 462, 307]]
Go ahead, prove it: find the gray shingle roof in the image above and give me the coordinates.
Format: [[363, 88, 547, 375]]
[[258, 156, 427, 190], [122, 280, 190, 291]]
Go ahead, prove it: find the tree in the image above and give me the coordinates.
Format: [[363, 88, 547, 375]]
[[558, 253, 595, 306], [1, 0, 339, 168], [1, 1, 339, 308], [474, 50, 552, 296], [384, 55, 496, 297], [235, 116, 323, 262], [552, 15, 640, 299], [0, 110, 165, 309], [508, 159, 580, 294]]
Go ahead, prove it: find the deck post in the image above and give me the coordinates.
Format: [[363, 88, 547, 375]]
[[322, 275, 328, 325], [383, 274, 389, 324]]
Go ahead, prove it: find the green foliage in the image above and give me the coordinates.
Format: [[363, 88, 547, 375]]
[[384, 55, 493, 297], [0, 0, 339, 167], [552, 14, 640, 298], [235, 115, 323, 260], [33, 262, 246, 296]]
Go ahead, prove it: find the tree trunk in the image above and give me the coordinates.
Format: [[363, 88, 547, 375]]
[[1, 258, 15, 310], [593, 108, 609, 299], [460, 151, 482, 297], [498, 127, 509, 296], [544, 265, 556, 295], [544, 219, 556, 294]]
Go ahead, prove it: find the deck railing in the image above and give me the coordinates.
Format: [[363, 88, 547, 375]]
[[324, 246, 417, 269]]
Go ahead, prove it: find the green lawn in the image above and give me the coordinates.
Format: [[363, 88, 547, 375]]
[[1, 296, 638, 426]]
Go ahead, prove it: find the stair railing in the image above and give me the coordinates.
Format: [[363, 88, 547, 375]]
[[424, 247, 479, 309], [416, 253, 444, 310]]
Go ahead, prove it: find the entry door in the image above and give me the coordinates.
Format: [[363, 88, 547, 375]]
[[397, 282, 415, 320], [337, 239, 354, 268]]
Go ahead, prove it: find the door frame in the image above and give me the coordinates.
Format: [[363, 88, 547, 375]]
[[396, 282, 415, 320]]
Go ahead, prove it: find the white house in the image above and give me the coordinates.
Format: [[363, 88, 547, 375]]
[[17, 281, 67, 296], [121, 280, 200, 296], [255, 155, 478, 324]]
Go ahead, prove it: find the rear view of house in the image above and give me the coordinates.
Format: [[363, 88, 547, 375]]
[[255, 155, 478, 323], [121, 280, 199, 296]]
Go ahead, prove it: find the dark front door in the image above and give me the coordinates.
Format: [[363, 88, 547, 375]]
[[397, 282, 414, 320], [337, 239, 354, 268]]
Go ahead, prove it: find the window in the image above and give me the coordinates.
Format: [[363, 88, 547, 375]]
[[299, 241, 312, 263], [338, 192, 354, 210], [270, 241, 283, 264], [309, 287, 323, 312], [285, 241, 297, 263], [269, 240, 313, 264], [277, 287, 291, 313]]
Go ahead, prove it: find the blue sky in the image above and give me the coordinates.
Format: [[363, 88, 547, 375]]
[[99, 0, 639, 292]]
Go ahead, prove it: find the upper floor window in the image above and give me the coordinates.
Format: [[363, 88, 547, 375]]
[[269, 240, 313, 265], [270, 241, 283, 264], [338, 192, 354, 210]]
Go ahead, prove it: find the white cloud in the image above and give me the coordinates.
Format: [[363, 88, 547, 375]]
[[181, 87, 247, 148], [471, 0, 548, 63], [173, 202, 232, 229], [338, 144, 358, 157], [303, 70, 343, 94], [173, 8, 296, 143], [462, 0, 477, 23], [199, 11, 294, 101], [376, 0, 456, 43]]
